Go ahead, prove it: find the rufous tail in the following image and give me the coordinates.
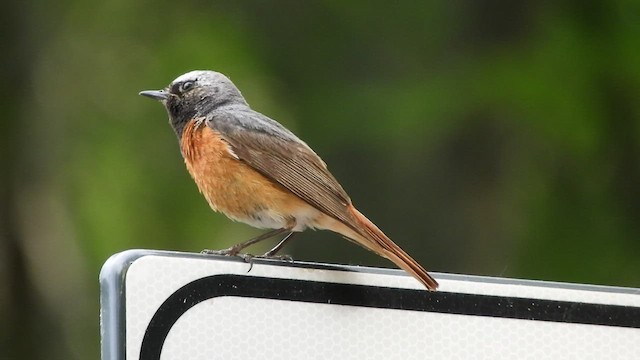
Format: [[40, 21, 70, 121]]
[[347, 206, 439, 291]]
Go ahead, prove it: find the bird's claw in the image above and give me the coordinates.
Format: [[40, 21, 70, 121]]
[[200, 247, 239, 256], [243, 253, 293, 273], [256, 253, 294, 261], [201, 248, 293, 262]]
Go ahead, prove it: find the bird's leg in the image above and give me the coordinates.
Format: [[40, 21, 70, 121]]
[[259, 232, 297, 260], [201, 228, 289, 256]]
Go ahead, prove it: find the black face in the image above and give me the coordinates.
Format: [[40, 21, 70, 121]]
[[165, 79, 200, 139]]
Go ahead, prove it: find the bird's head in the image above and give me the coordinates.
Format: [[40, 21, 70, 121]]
[[140, 70, 247, 137]]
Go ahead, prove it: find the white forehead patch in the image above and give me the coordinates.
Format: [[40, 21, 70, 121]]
[[171, 70, 228, 86]]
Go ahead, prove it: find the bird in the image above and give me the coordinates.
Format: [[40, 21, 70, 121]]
[[139, 70, 438, 291]]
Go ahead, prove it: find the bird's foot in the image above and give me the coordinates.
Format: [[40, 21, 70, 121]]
[[201, 248, 263, 263], [201, 248, 292, 262], [254, 253, 294, 262], [201, 246, 242, 257], [242, 253, 293, 273], [201, 248, 233, 256]]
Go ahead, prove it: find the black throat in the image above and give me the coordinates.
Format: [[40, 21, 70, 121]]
[[166, 99, 196, 140]]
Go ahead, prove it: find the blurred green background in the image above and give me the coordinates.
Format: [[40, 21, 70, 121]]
[[1, 0, 639, 358]]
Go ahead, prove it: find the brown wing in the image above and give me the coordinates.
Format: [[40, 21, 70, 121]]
[[205, 113, 356, 228]]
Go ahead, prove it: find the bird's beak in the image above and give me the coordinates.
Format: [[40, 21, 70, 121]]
[[139, 89, 170, 101]]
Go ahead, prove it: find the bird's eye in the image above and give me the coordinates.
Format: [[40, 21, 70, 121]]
[[180, 80, 195, 93]]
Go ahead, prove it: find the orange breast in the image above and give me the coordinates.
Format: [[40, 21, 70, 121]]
[[179, 120, 310, 228]]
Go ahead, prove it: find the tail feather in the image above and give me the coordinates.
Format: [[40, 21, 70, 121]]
[[347, 206, 439, 291]]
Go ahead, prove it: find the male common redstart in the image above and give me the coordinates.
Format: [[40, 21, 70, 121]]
[[140, 70, 438, 290]]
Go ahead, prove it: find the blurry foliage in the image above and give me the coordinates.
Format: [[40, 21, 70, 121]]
[[1, 0, 639, 358]]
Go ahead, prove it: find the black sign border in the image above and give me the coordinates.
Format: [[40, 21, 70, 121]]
[[139, 274, 640, 360]]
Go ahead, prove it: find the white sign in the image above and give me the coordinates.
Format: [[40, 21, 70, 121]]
[[100, 250, 640, 360]]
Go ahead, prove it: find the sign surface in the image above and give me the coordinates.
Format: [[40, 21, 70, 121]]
[[100, 250, 640, 360]]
